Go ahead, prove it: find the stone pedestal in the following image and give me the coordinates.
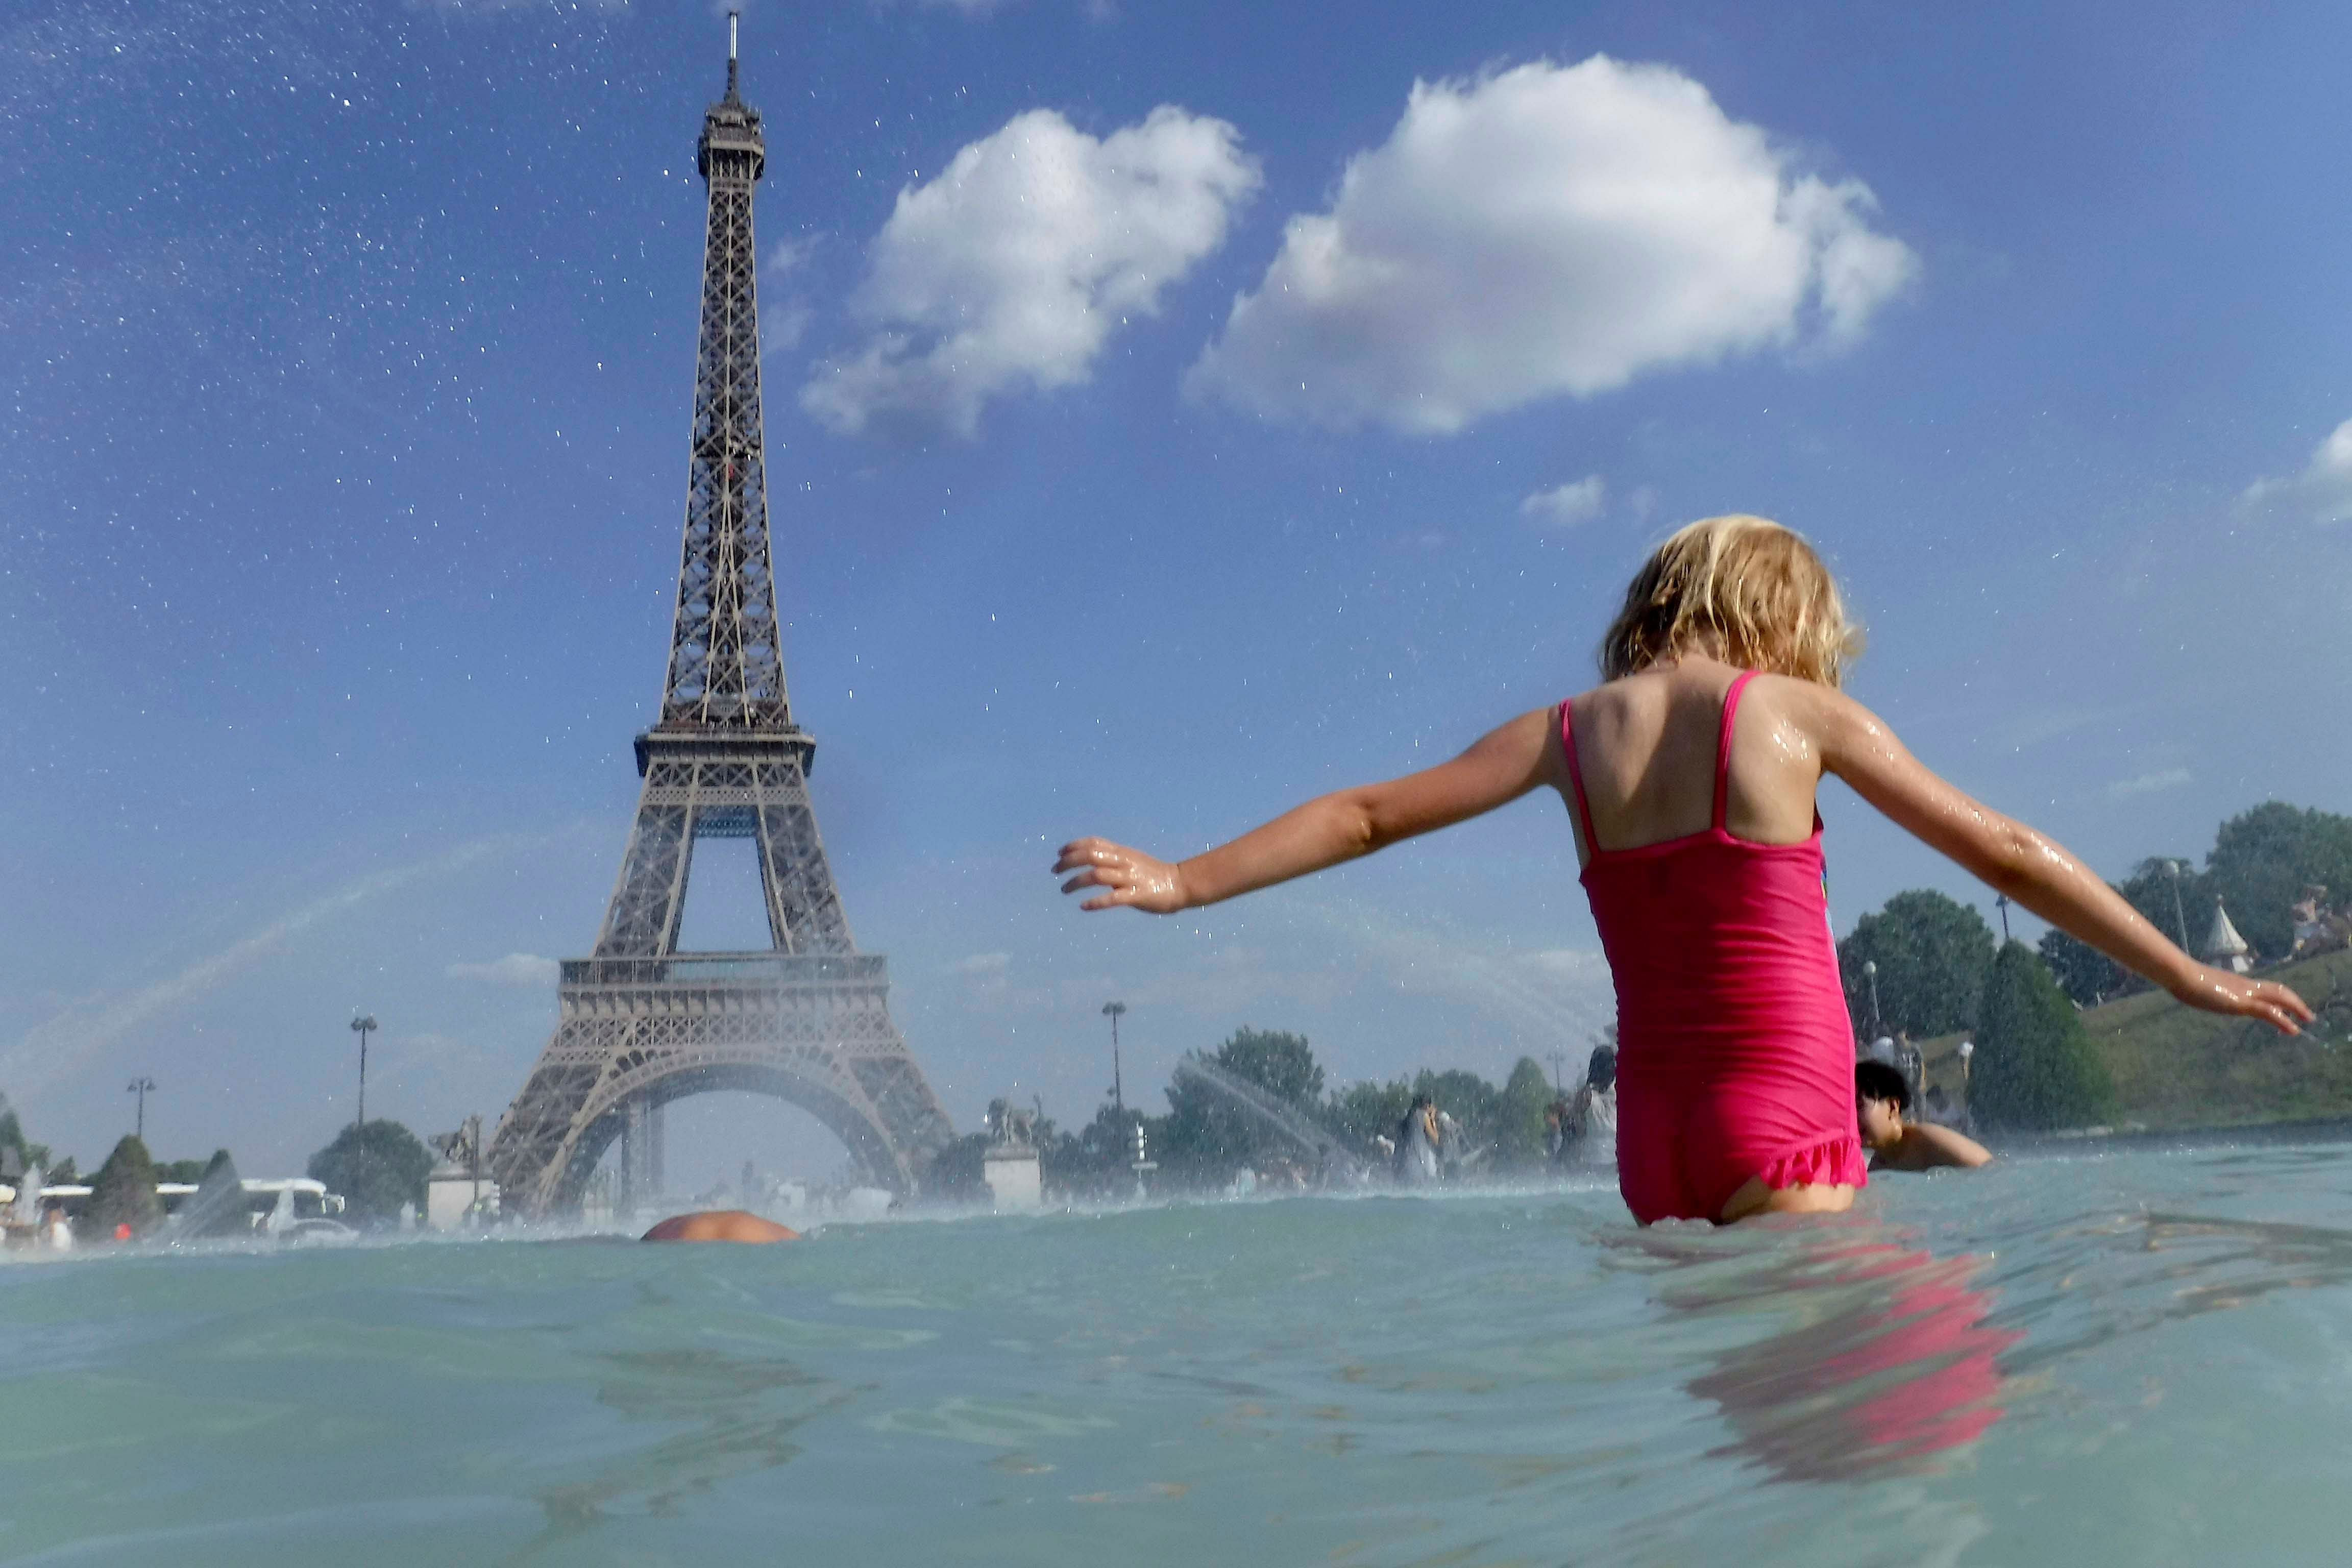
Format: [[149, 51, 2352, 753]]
[[982, 1148, 1042, 1210], [426, 1166, 500, 1231]]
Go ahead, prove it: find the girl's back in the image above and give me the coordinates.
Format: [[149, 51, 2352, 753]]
[[1561, 663, 1820, 862], [1562, 660, 1865, 1224]]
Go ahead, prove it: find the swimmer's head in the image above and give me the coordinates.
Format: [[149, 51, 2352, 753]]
[[1855, 1059, 1909, 1150], [1585, 1045, 1618, 1091], [1599, 516, 1863, 688]]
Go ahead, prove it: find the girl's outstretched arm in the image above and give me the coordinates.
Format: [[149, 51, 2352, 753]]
[[1806, 685, 2314, 1035], [1056, 706, 1563, 914]]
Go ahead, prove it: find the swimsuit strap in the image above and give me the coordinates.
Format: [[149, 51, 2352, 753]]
[[1560, 699, 1599, 856], [1714, 670, 1758, 832]]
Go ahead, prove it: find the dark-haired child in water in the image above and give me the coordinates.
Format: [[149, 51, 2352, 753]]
[[1057, 515, 2311, 1224], [1855, 1060, 1989, 1172]]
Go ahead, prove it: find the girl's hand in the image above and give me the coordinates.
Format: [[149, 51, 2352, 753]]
[[1055, 838, 1187, 914], [2168, 965, 2316, 1035]]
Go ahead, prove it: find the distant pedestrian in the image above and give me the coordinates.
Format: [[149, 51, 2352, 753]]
[[1544, 1099, 1573, 1164], [1394, 1096, 1441, 1186], [1567, 1046, 1619, 1169]]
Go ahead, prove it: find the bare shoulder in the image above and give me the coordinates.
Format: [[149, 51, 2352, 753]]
[[1751, 677, 1915, 772], [1903, 1123, 1993, 1171], [1747, 673, 1865, 731]]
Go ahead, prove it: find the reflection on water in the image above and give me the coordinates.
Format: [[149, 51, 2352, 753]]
[[1667, 1234, 2019, 1483]]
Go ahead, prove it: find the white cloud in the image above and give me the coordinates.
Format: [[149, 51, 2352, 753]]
[[765, 236, 817, 275], [802, 106, 1260, 438], [1186, 56, 1916, 435], [760, 236, 816, 355], [762, 301, 812, 353], [447, 952, 559, 988], [2106, 767, 2191, 800], [2240, 418, 2352, 525], [953, 951, 1012, 976], [1521, 475, 1607, 527]]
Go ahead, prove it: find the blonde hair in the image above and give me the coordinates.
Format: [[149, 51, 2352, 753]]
[[1599, 515, 1862, 687]]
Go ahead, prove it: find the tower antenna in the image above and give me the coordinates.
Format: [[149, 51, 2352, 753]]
[[726, 10, 740, 102]]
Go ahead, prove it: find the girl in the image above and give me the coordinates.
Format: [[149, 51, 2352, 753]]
[[1056, 516, 2311, 1224]]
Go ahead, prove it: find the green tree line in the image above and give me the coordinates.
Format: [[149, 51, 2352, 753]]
[[932, 1025, 1572, 1200]]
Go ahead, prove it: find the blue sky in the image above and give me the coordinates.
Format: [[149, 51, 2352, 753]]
[[5, 0, 2349, 1188]]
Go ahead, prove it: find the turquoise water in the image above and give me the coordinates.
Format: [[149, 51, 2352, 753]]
[[7, 1139, 2352, 1566]]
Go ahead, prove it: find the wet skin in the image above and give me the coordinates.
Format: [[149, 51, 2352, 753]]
[[641, 1210, 802, 1243]]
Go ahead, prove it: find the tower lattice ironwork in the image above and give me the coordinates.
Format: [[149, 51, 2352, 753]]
[[486, 21, 954, 1216]]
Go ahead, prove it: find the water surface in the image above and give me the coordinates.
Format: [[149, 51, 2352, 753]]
[[6, 1139, 2352, 1565]]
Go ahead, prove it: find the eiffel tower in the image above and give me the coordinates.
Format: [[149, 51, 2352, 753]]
[[486, 17, 955, 1216]]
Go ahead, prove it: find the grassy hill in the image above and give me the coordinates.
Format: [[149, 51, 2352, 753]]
[[1920, 946, 2352, 1131]]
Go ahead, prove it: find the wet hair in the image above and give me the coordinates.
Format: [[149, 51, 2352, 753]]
[[1599, 516, 1863, 688], [1855, 1059, 1909, 1112], [1585, 1045, 1618, 1092]]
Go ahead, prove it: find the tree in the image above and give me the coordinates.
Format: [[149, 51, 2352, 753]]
[[1413, 1068, 1502, 1157], [85, 1135, 163, 1239], [1493, 1058, 1556, 1169], [1206, 1027, 1324, 1106], [0, 1098, 26, 1170], [2204, 802, 2352, 960], [1322, 1078, 1413, 1158], [1971, 942, 2115, 1132], [923, 1133, 993, 1202], [2038, 927, 2130, 1009], [2036, 807, 2352, 1006], [1837, 890, 1997, 1039], [2039, 855, 2204, 1007], [307, 1120, 433, 1227], [1159, 1028, 1328, 1182]]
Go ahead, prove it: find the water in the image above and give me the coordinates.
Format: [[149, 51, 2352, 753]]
[[6, 1139, 2352, 1566]]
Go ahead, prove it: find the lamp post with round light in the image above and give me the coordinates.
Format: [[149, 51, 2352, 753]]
[[2163, 861, 2191, 950], [1861, 960, 1882, 1039], [1956, 1039, 1976, 1131], [126, 1076, 156, 1142], [350, 1015, 378, 1130]]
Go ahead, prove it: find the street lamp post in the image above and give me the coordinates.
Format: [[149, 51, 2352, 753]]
[[1102, 1001, 1128, 1116], [2164, 861, 2191, 950], [1546, 1049, 1569, 1095], [1862, 960, 1882, 1038], [126, 1076, 155, 1142], [1994, 894, 2013, 944], [350, 1015, 378, 1130]]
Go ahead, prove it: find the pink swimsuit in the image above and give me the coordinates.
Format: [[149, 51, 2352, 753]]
[[1563, 671, 1868, 1223]]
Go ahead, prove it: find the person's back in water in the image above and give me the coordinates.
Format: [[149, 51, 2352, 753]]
[[1394, 1098, 1441, 1185], [1570, 1045, 1619, 1169]]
